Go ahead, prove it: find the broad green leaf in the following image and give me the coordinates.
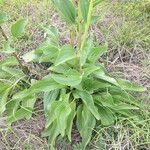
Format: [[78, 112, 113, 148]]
[[0, 88, 11, 115], [94, 93, 115, 109], [88, 45, 107, 63], [48, 63, 71, 74], [43, 25, 59, 45], [6, 95, 35, 119], [51, 69, 82, 86], [42, 45, 59, 55], [30, 76, 65, 93], [13, 77, 64, 99], [81, 77, 111, 93], [1, 40, 15, 54], [42, 121, 59, 150], [67, 57, 78, 67], [45, 46, 59, 55], [2, 66, 24, 78], [45, 98, 72, 140], [6, 95, 33, 117], [12, 89, 29, 100], [0, 56, 18, 66], [66, 102, 76, 141], [97, 106, 115, 126], [82, 106, 96, 149], [60, 89, 70, 102], [117, 79, 147, 92], [110, 90, 140, 107], [35, 38, 53, 52], [55, 102, 71, 137], [101, 92, 114, 106], [6, 99, 19, 116], [80, 38, 93, 66], [116, 109, 136, 118], [7, 108, 32, 125], [55, 44, 76, 66], [0, 83, 9, 93], [112, 103, 139, 110], [78, 105, 96, 149], [95, 93, 139, 110], [80, 0, 89, 22], [52, 0, 76, 24], [0, 11, 8, 24], [39, 54, 54, 63], [48, 123, 61, 150], [94, 69, 119, 86], [74, 90, 100, 120], [0, 69, 12, 79], [45, 101, 60, 128], [43, 25, 59, 38], [44, 90, 59, 112], [94, 94, 138, 125], [42, 121, 56, 137], [11, 18, 28, 37], [83, 63, 99, 77], [77, 104, 83, 132], [23, 40, 58, 62], [39, 45, 59, 63], [22, 96, 36, 119], [23, 50, 42, 62]]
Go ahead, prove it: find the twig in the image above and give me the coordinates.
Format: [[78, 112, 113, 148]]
[[0, 26, 8, 41], [0, 25, 30, 77], [12, 52, 30, 75]]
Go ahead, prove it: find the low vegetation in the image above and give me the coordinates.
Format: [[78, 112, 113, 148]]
[[0, 0, 149, 149]]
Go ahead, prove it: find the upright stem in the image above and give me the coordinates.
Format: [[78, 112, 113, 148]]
[[80, 0, 93, 50], [0, 26, 8, 41], [73, 0, 78, 6], [77, 0, 94, 73], [77, 0, 83, 73], [77, 0, 82, 49], [70, 27, 75, 46]]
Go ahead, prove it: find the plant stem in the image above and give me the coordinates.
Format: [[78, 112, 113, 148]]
[[77, 0, 83, 73], [77, 0, 93, 73], [73, 0, 78, 6], [12, 52, 30, 75], [0, 25, 30, 76], [70, 27, 74, 46], [0, 26, 8, 41], [77, 21, 82, 49], [80, 0, 93, 50]]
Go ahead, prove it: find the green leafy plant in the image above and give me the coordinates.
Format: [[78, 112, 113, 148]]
[[0, 11, 35, 124], [0, 1, 147, 150]]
